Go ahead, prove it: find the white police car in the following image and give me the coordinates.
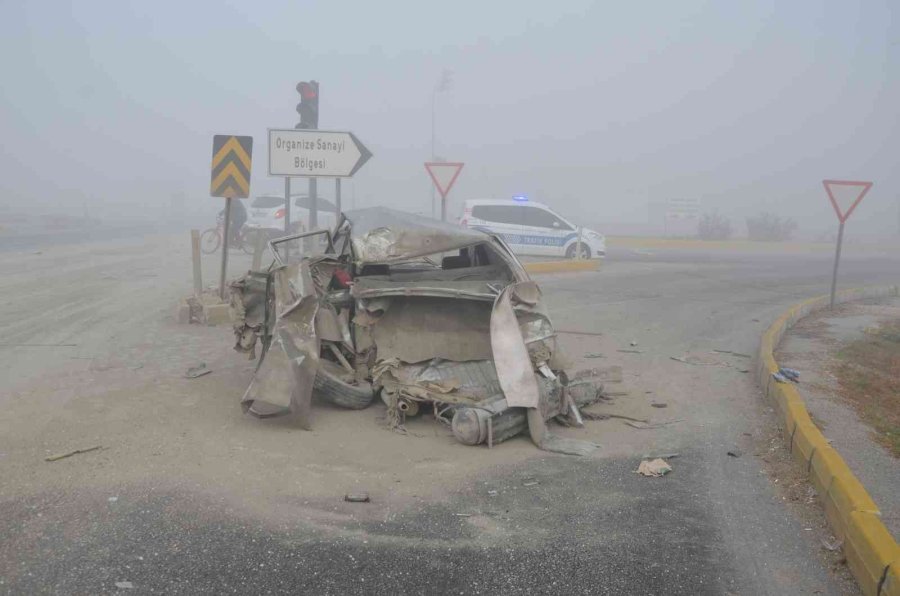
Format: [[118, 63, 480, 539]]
[[459, 198, 605, 259]]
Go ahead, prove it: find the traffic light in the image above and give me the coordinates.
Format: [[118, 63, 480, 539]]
[[295, 80, 319, 129]]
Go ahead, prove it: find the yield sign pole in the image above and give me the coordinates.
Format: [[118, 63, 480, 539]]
[[424, 162, 464, 221], [822, 179, 873, 309]]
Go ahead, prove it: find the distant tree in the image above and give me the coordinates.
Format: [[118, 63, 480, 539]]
[[697, 212, 733, 240], [746, 212, 797, 241]]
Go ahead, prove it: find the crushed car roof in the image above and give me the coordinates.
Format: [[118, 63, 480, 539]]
[[343, 207, 492, 263]]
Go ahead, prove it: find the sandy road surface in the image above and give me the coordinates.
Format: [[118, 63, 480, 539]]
[[1, 234, 898, 594]]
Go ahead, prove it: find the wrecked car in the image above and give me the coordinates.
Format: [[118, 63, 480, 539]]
[[230, 207, 603, 454]]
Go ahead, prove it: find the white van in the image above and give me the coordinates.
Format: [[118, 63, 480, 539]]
[[460, 198, 605, 259]]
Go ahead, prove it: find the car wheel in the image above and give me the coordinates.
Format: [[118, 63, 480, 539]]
[[565, 243, 590, 259], [313, 359, 375, 410]]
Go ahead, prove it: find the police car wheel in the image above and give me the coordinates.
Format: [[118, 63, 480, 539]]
[[566, 243, 590, 259]]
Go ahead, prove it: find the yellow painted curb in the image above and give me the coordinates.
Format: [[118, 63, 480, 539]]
[[759, 285, 900, 596], [524, 259, 600, 274]]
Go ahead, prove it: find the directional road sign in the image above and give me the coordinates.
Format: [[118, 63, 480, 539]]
[[425, 162, 464, 198], [823, 179, 873, 223], [210, 135, 252, 198], [268, 129, 372, 178], [822, 179, 874, 308]]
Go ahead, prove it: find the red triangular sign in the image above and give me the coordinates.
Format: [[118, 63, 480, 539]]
[[823, 179, 872, 223], [425, 162, 464, 198]]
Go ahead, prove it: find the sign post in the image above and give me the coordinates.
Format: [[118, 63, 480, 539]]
[[424, 162, 464, 221], [210, 135, 252, 299], [822, 179, 873, 309]]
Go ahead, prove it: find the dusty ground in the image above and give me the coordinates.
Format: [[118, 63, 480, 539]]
[[777, 297, 900, 537], [4, 234, 898, 594]]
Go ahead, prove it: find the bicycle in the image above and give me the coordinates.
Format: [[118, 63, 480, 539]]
[[200, 217, 257, 255]]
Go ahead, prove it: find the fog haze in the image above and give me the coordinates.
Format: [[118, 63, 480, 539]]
[[1, 0, 897, 237]]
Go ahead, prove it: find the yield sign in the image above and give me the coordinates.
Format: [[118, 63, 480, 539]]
[[822, 179, 873, 223], [425, 162, 464, 198]]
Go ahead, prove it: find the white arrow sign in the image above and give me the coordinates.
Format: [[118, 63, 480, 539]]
[[268, 129, 373, 178]]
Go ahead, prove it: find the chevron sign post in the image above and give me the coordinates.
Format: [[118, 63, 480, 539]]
[[211, 135, 253, 198], [210, 135, 253, 298]]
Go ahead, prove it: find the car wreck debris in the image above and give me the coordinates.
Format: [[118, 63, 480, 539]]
[[230, 208, 606, 453]]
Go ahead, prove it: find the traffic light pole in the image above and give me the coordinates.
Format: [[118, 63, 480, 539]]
[[309, 178, 318, 230], [284, 176, 291, 261], [335, 178, 341, 217]]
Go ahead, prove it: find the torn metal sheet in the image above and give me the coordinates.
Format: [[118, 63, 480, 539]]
[[315, 305, 344, 343], [491, 284, 540, 409], [241, 262, 320, 427], [374, 358, 501, 404], [526, 409, 600, 456], [371, 298, 493, 363]]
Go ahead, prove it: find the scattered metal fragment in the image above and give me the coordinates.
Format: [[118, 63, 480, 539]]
[[45, 446, 102, 462], [727, 449, 743, 458], [184, 363, 212, 378], [487, 490, 499, 497], [115, 581, 134, 590], [618, 349, 642, 354], [635, 458, 672, 477], [344, 492, 370, 503], [651, 403, 667, 408], [583, 353, 604, 359], [454, 513, 473, 517], [821, 537, 843, 552], [630, 340, 638, 347]]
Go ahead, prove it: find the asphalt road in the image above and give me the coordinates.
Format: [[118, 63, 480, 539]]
[[2, 235, 897, 595]]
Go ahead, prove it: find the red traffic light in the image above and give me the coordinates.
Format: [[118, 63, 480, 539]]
[[296, 81, 318, 99]]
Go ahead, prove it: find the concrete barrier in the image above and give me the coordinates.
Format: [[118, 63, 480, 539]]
[[758, 285, 900, 596], [523, 259, 600, 274]]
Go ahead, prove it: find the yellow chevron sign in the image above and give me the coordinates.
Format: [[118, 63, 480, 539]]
[[210, 135, 252, 198]]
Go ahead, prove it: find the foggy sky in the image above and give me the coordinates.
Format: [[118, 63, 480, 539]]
[[1, 0, 897, 236]]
